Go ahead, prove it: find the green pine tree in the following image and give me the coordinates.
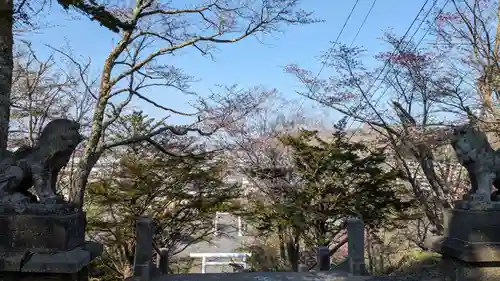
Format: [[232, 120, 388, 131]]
[[86, 112, 240, 280], [242, 118, 412, 270]]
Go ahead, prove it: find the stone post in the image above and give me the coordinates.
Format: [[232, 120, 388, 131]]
[[133, 216, 153, 281], [156, 249, 169, 274], [316, 246, 330, 271], [347, 217, 367, 275], [298, 263, 309, 272]]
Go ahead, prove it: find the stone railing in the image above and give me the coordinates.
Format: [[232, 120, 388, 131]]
[[127, 217, 368, 281]]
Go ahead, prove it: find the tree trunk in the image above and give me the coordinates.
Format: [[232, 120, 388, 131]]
[[286, 238, 300, 272], [69, 151, 99, 208], [0, 0, 13, 158], [68, 48, 119, 208], [278, 230, 287, 264]]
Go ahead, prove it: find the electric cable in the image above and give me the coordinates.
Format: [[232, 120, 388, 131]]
[[349, 0, 377, 47], [346, 0, 450, 140], [314, 0, 361, 81]]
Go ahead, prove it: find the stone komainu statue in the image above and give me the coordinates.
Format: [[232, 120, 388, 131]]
[[451, 123, 500, 199], [0, 119, 83, 203]]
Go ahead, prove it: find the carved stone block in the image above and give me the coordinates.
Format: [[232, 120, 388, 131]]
[[440, 257, 500, 281], [432, 208, 500, 280], [462, 193, 489, 202], [444, 208, 500, 248], [0, 209, 85, 252], [0, 242, 102, 281], [454, 199, 500, 211]]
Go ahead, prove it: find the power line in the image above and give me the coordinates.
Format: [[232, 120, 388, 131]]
[[314, 0, 360, 82], [344, 0, 442, 139], [327, 0, 449, 194], [368, 0, 442, 107], [353, 0, 433, 108], [350, 0, 377, 47], [347, 0, 450, 138], [295, 0, 435, 182], [298, 0, 361, 110], [341, 0, 434, 137]]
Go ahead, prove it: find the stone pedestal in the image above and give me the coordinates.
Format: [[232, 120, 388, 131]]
[[0, 208, 85, 251], [0, 205, 103, 281], [431, 205, 500, 281]]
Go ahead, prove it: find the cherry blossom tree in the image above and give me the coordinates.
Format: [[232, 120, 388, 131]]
[[44, 0, 317, 208], [285, 32, 471, 233]]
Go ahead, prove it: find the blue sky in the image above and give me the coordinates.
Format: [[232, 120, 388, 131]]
[[24, 0, 432, 126]]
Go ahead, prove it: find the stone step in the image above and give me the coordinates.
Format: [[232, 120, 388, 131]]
[[126, 271, 370, 281]]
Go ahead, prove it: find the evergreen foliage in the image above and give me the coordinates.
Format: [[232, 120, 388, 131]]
[[86, 112, 240, 279], [241, 118, 412, 270]]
